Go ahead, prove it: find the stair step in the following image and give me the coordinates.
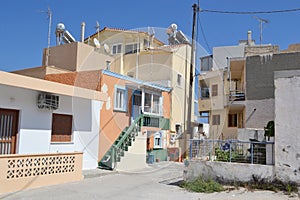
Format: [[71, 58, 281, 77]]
[[116, 155, 121, 162]]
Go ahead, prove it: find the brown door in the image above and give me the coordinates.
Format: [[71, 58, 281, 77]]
[[0, 108, 19, 154]]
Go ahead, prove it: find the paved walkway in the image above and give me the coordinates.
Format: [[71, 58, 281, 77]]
[[0, 162, 298, 200]]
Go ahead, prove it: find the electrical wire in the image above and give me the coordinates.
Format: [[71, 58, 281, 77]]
[[198, 15, 212, 54], [201, 8, 300, 14]]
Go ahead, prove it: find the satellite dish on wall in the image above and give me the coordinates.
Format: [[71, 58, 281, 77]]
[[103, 43, 110, 54], [93, 38, 100, 48]]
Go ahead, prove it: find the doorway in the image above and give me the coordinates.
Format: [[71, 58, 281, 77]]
[[0, 108, 19, 154]]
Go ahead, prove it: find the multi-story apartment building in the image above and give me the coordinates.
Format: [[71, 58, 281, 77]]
[[197, 31, 293, 140], [83, 26, 196, 156]]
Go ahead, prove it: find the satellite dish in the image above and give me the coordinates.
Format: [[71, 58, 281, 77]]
[[93, 38, 100, 48], [170, 23, 178, 31], [103, 43, 110, 54]]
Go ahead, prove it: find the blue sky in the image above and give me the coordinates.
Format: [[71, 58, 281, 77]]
[[1, 0, 300, 71]]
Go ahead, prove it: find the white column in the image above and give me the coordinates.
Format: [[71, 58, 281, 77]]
[[141, 88, 145, 113]]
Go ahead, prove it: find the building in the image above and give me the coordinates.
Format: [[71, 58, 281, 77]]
[[44, 68, 173, 170], [13, 23, 197, 163], [197, 31, 293, 139], [13, 38, 175, 169], [0, 70, 107, 169], [84, 26, 196, 156]]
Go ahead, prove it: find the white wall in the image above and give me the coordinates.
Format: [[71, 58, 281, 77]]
[[213, 45, 244, 69], [184, 160, 274, 183], [0, 85, 101, 169], [274, 70, 300, 183]]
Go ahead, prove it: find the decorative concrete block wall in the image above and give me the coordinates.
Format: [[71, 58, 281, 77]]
[[0, 152, 83, 194]]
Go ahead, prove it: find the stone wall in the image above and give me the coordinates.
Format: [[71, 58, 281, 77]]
[[184, 160, 274, 183], [246, 52, 300, 100]]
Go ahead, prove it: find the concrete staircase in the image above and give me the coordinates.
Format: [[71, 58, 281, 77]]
[[99, 115, 145, 170], [115, 131, 147, 171]]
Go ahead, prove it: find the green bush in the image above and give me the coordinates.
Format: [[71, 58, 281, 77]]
[[181, 177, 224, 193]]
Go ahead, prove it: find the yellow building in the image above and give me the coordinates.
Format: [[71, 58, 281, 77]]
[[85, 27, 195, 156]]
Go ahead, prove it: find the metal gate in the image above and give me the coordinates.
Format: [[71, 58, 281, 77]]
[[0, 109, 19, 154]]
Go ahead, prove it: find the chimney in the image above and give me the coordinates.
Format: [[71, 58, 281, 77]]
[[247, 30, 252, 46], [81, 22, 86, 42], [106, 60, 111, 70]]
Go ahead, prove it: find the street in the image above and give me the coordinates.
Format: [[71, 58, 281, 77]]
[[0, 162, 298, 200]]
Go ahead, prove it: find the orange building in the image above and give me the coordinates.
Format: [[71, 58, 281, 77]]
[[44, 69, 173, 170]]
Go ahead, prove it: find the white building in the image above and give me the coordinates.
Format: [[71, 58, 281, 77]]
[[0, 71, 107, 169]]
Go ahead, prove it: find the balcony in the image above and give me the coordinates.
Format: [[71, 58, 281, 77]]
[[198, 98, 211, 112], [229, 90, 245, 101]]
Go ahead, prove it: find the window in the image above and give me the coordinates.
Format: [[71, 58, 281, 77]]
[[212, 84, 218, 96], [154, 132, 163, 149], [201, 88, 210, 98], [152, 94, 160, 114], [112, 44, 122, 55], [51, 114, 72, 142], [200, 80, 209, 98], [175, 124, 182, 137], [228, 114, 238, 127], [125, 43, 139, 54], [144, 92, 162, 115], [212, 115, 220, 125], [177, 73, 183, 87], [114, 85, 127, 112], [200, 55, 213, 71], [144, 39, 150, 49], [144, 93, 152, 112]]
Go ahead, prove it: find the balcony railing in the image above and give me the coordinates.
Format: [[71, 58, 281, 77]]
[[229, 90, 245, 101]]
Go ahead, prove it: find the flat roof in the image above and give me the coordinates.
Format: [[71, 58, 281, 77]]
[[0, 71, 107, 101]]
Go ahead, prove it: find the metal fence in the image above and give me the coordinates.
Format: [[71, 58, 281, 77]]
[[189, 139, 275, 165]]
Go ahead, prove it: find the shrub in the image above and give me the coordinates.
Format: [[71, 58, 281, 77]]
[[181, 177, 224, 193]]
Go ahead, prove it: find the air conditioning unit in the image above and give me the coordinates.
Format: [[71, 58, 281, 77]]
[[37, 93, 59, 110]]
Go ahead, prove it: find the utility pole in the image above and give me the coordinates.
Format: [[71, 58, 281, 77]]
[[187, 3, 199, 146]]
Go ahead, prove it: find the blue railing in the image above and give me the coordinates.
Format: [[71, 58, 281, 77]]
[[189, 139, 274, 165]]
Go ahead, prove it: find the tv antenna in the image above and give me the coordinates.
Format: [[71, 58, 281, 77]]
[[103, 43, 110, 54], [93, 38, 100, 49], [253, 16, 269, 45], [95, 21, 100, 41], [39, 7, 52, 66]]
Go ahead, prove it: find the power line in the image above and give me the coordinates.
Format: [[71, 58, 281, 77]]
[[201, 8, 300, 14], [198, 15, 212, 54]]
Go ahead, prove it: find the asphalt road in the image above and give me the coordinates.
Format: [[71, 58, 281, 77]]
[[0, 162, 298, 200]]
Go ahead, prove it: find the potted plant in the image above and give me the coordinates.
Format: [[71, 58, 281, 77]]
[[264, 120, 274, 141]]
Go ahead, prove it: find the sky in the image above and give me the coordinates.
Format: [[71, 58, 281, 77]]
[[1, 0, 300, 71]]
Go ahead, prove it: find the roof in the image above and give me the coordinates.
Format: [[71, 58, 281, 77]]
[[0, 71, 107, 101], [85, 27, 165, 46], [102, 70, 172, 92]]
